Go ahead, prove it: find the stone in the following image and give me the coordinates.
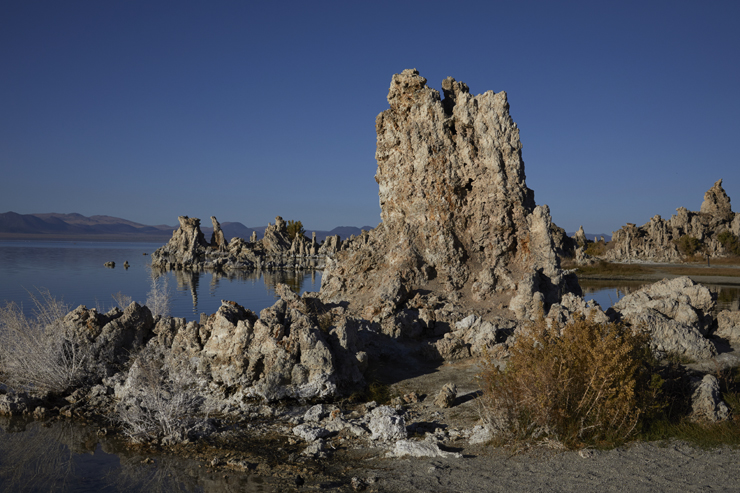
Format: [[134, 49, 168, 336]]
[[691, 374, 731, 422], [210, 216, 227, 252], [715, 310, 740, 342], [320, 69, 577, 323], [387, 439, 462, 459], [368, 405, 407, 441], [433, 383, 457, 408], [610, 277, 717, 360], [303, 404, 326, 423], [701, 179, 734, 221], [292, 423, 332, 442]]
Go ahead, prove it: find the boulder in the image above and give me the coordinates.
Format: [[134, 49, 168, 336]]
[[715, 310, 740, 342], [368, 406, 407, 441], [388, 439, 462, 459], [610, 277, 717, 360], [433, 383, 457, 408], [691, 374, 731, 422]]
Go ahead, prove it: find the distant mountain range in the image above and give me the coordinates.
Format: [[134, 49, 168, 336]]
[[0, 212, 374, 243]]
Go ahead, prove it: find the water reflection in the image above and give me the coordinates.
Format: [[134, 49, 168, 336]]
[[145, 268, 322, 320], [0, 417, 275, 492]]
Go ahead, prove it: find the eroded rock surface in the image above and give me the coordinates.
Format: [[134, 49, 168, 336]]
[[320, 69, 577, 323], [609, 277, 717, 360]]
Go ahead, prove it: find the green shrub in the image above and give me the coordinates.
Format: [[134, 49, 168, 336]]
[[479, 315, 662, 448], [676, 235, 702, 256], [718, 230, 740, 256], [585, 241, 609, 257], [286, 220, 305, 240]]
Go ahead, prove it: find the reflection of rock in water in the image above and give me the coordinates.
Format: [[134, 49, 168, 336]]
[[0, 417, 272, 492], [710, 285, 740, 311], [262, 270, 305, 294]]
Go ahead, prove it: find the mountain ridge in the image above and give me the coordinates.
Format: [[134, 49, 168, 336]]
[[0, 212, 374, 243]]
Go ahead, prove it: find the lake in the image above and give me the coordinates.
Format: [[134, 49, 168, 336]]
[[0, 240, 322, 321]]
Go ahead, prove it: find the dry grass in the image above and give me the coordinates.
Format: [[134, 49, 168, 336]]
[[0, 290, 88, 394], [479, 315, 662, 448]]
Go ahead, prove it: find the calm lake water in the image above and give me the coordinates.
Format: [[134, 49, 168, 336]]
[[0, 240, 321, 321]]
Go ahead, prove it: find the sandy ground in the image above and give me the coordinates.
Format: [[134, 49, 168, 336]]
[[311, 358, 740, 493], [331, 440, 740, 492]]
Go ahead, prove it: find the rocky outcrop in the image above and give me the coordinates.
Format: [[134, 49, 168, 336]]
[[605, 180, 738, 261], [210, 216, 227, 252], [152, 215, 340, 272], [152, 216, 211, 269], [609, 277, 717, 360], [320, 69, 577, 323]]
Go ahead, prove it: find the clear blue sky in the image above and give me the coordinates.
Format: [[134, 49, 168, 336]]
[[2, 1, 738, 235]]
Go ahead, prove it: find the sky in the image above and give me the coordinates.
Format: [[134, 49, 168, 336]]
[[1, 1, 738, 235]]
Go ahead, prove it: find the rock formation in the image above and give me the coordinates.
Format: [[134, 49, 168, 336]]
[[605, 180, 739, 261], [320, 69, 577, 322], [152, 215, 339, 272], [608, 277, 717, 360], [210, 216, 227, 252]]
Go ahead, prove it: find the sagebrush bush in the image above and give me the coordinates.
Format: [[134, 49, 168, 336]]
[[115, 351, 206, 442], [145, 275, 171, 318], [0, 290, 88, 394], [480, 314, 663, 448]]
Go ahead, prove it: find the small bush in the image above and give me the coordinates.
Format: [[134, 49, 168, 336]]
[[145, 275, 171, 318], [718, 230, 740, 256], [115, 351, 206, 442], [0, 290, 87, 394], [676, 235, 702, 257], [286, 220, 305, 240], [479, 315, 662, 448], [584, 241, 610, 257], [112, 291, 133, 310]]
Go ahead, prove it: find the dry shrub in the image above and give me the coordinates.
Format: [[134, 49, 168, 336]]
[[145, 275, 171, 318], [0, 290, 88, 394], [115, 350, 207, 443], [480, 314, 662, 448]]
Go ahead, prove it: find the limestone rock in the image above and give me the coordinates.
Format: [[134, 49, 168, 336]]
[[433, 383, 457, 408], [716, 310, 740, 342], [210, 216, 227, 252], [388, 439, 462, 459], [610, 277, 717, 360], [320, 69, 576, 322], [701, 179, 734, 221], [151, 216, 210, 268], [368, 405, 407, 441], [691, 374, 731, 422]]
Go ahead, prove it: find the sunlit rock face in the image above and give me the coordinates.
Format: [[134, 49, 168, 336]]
[[321, 69, 575, 322]]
